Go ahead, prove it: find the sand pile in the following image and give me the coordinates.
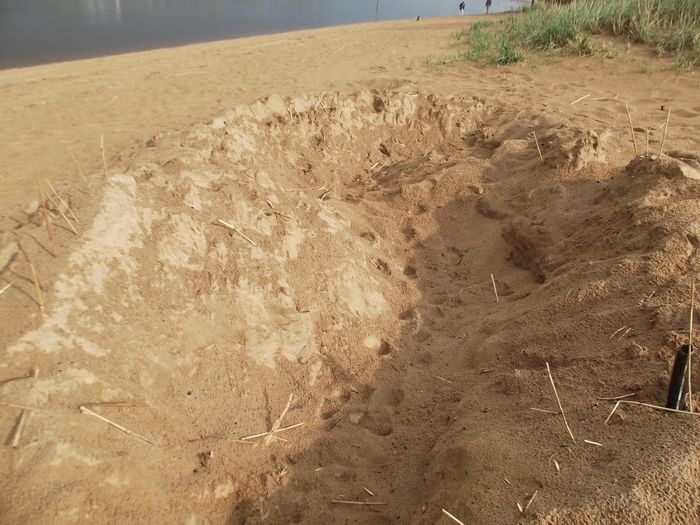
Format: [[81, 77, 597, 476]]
[[1, 88, 699, 524]]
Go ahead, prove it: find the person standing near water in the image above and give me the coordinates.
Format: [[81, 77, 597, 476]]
[[486, 0, 492, 14], [459, 1, 465, 15]]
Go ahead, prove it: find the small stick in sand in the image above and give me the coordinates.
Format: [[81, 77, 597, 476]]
[[523, 490, 538, 513], [533, 131, 544, 164], [264, 393, 294, 446], [553, 459, 560, 472], [320, 190, 331, 201], [546, 362, 576, 443], [479, 367, 495, 374], [624, 102, 639, 156], [10, 410, 28, 448], [659, 107, 671, 155], [604, 401, 621, 424], [79, 406, 155, 445], [529, 407, 560, 415], [46, 192, 78, 235], [66, 146, 88, 183], [436, 376, 453, 384], [363, 487, 375, 496], [100, 135, 108, 178], [45, 179, 79, 224], [597, 392, 636, 401], [441, 508, 466, 525], [490, 274, 499, 303], [331, 500, 387, 506], [0, 283, 12, 296], [218, 219, 257, 246], [570, 93, 590, 105], [13, 235, 44, 314], [688, 280, 695, 413], [583, 439, 603, 447], [516, 502, 524, 513]]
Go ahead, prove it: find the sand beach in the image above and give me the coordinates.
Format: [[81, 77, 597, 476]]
[[1, 12, 700, 525]]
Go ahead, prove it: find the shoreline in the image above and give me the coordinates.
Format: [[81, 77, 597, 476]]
[[1, 13, 505, 73]]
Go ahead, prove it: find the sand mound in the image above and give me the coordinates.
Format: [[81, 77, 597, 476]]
[[1, 89, 699, 524]]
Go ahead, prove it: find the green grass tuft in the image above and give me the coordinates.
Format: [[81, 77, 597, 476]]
[[456, 0, 700, 66]]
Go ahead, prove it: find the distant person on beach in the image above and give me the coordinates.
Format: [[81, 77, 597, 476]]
[[459, 2, 465, 15], [486, 0, 492, 14]]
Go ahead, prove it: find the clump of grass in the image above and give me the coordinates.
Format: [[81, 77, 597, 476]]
[[457, 0, 700, 66], [496, 36, 525, 64]]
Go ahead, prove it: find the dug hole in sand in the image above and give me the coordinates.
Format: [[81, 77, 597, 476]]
[[1, 88, 700, 524]]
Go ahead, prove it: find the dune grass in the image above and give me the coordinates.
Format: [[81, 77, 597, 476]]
[[455, 0, 700, 66]]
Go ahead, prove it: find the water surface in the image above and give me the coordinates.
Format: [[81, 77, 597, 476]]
[[0, 0, 523, 69]]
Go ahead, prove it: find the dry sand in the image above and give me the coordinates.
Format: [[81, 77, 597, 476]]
[[2, 15, 700, 525]]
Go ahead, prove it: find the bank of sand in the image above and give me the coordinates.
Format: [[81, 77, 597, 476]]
[[2, 15, 700, 525]]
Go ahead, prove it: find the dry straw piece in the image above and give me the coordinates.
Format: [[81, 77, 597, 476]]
[[688, 280, 695, 413], [533, 131, 544, 164], [605, 400, 700, 419], [218, 219, 258, 246], [10, 410, 28, 448], [659, 107, 671, 155], [100, 135, 108, 178], [609, 325, 627, 338], [240, 422, 304, 441], [597, 392, 636, 401], [624, 101, 639, 156], [523, 490, 538, 513], [529, 407, 559, 415], [545, 362, 576, 443], [264, 393, 294, 446], [79, 406, 155, 445], [34, 178, 55, 256], [570, 93, 590, 105], [604, 401, 621, 424], [66, 146, 88, 183], [0, 401, 44, 413], [13, 235, 44, 314], [46, 179, 80, 224], [490, 274, 499, 303], [330, 500, 386, 506], [441, 508, 467, 525], [46, 192, 78, 235]]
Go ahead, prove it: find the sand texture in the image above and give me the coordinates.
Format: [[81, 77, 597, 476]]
[[1, 16, 700, 525]]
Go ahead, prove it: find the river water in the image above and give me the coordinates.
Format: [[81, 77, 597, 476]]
[[0, 0, 523, 69]]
